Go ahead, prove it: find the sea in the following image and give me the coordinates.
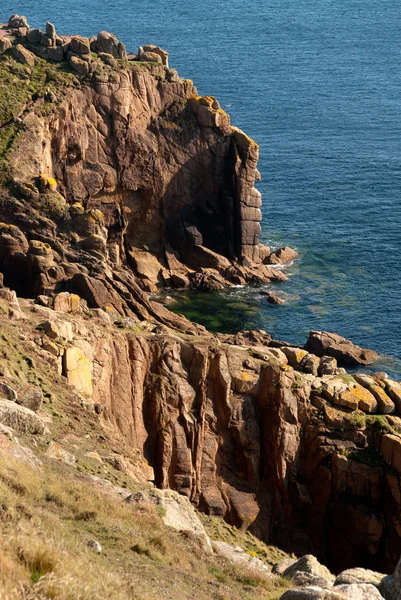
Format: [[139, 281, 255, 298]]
[[4, 0, 401, 376]]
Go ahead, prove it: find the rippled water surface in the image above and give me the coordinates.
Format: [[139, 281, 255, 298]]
[[5, 0, 401, 375]]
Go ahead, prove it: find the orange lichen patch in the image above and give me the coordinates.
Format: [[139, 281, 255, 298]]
[[241, 371, 257, 381], [191, 95, 221, 110], [0, 222, 18, 231], [231, 126, 259, 149], [85, 209, 104, 224], [340, 385, 377, 413]]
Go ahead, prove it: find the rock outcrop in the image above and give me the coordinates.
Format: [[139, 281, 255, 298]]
[[0, 14, 296, 308], [1, 14, 400, 590], [305, 331, 379, 367]]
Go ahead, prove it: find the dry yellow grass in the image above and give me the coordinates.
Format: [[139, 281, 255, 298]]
[[0, 456, 291, 600]]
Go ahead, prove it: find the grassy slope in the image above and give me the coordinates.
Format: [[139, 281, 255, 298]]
[[0, 305, 291, 600]]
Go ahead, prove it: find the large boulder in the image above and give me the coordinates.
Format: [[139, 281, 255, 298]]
[[264, 246, 298, 265], [95, 31, 126, 59], [281, 588, 347, 600], [212, 541, 271, 577], [0, 400, 46, 434], [283, 555, 335, 588], [334, 583, 384, 599], [8, 14, 29, 29], [70, 36, 90, 55], [11, 44, 36, 66], [305, 331, 378, 367], [126, 488, 212, 553], [335, 568, 386, 587]]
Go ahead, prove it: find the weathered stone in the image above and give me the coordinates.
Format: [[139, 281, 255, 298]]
[[283, 555, 335, 588], [26, 28, 42, 43], [95, 31, 126, 58], [87, 540, 102, 553], [143, 44, 168, 66], [17, 385, 43, 412], [334, 568, 385, 587], [46, 22, 56, 39], [8, 14, 29, 29], [334, 583, 384, 599], [46, 45, 64, 62], [282, 347, 309, 369], [281, 588, 347, 599], [127, 488, 212, 553], [98, 52, 117, 68], [354, 374, 395, 413], [0, 382, 17, 402], [319, 356, 339, 376], [63, 346, 92, 397], [0, 400, 45, 434], [70, 36, 90, 54], [384, 379, 401, 413], [380, 434, 401, 473], [46, 440, 76, 464], [53, 292, 80, 313], [69, 55, 90, 75], [0, 37, 12, 52], [11, 44, 35, 66], [265, 246, 298, 265], [212, 541, 271, 576], [306, 331, 378, 367]]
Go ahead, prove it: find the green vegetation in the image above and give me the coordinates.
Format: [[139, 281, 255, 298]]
[[345, 447, 388, 468]]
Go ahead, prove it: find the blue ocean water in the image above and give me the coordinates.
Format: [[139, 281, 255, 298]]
[[3, 0, 401, 375]]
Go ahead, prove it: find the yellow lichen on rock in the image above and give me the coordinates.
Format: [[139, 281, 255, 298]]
[[340, 385, 378, 413], [231, 126, 259, 149]]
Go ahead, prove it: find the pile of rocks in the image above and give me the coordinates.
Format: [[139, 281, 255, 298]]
[[277, 553, 401, 599], [0, 14, 170, 76]]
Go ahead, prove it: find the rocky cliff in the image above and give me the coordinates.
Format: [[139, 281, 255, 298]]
[[1, 14, 401, 598], [0, 14, 294, 309]]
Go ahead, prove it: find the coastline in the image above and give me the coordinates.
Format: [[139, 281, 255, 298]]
[[0, 12, 401, 599]]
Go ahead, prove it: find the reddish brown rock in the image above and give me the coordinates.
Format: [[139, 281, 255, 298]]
[[305, 331, 379, 367]]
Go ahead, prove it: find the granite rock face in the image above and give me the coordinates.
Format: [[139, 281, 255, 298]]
[[0, 15, 296, 304]]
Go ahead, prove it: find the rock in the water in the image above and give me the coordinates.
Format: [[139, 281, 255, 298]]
[[305, 331, 378, 366], [262, 290, 285, 304], [0, 400, 46, 434], [265, 246, 298, 265]]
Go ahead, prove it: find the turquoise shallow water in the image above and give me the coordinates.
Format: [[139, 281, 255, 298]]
[[4, 0, 401, 376]]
